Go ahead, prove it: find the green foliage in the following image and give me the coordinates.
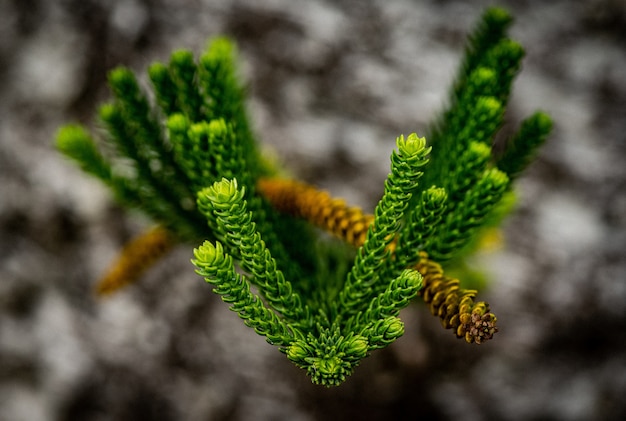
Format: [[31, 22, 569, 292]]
[[56, 8, 551, 386], [411, 7, 551, 264], [497, 111, 553, 180], [193, 178, 422, 385], [197, 178, 311, 326], [192, 240, 296, 346], [336, 133, 429, 320]]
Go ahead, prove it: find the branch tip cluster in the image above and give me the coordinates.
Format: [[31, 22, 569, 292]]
[[56, 7, 550, 386]]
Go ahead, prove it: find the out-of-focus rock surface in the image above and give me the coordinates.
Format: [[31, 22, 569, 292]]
[[1, 0, 625, 420]]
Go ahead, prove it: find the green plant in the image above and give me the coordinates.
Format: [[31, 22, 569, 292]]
[[56, 7, 552, 386]]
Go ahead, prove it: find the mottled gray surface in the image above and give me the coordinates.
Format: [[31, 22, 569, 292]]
[[1, 0, 625, 420]]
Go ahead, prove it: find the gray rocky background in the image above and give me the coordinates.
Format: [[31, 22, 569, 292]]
[[1, 0, 625, 420]]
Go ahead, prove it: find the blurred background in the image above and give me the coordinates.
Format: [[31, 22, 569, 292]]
[[1, 0, 625, 419]]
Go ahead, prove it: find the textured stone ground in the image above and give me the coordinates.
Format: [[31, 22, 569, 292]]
[[1, 0, 625, 420]]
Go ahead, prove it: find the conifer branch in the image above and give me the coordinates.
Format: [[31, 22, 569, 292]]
[[428, 168, 509, 261], [286, 326, 368, 387], [166, 114, 204, 191], [337, 134, 429, 319], [448, 141, 492, 205], [56, 125, 113, 183], [193, 240, 298, 346], [167, 50, 205, 121], [56, 8, 551, 385], [98, 87, 202, 240], [196, 179, 311, 326], [148, 62, 179, 117], [106, 68, 196, 201], [497, 111, 553, 180], [395, 186, 447, 270], [423, 7, 524, 202], [346, 269, 423, 341], [198, 38, 261, 178], [480, 39, 525, 107], [455, 7, 514, 98]]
